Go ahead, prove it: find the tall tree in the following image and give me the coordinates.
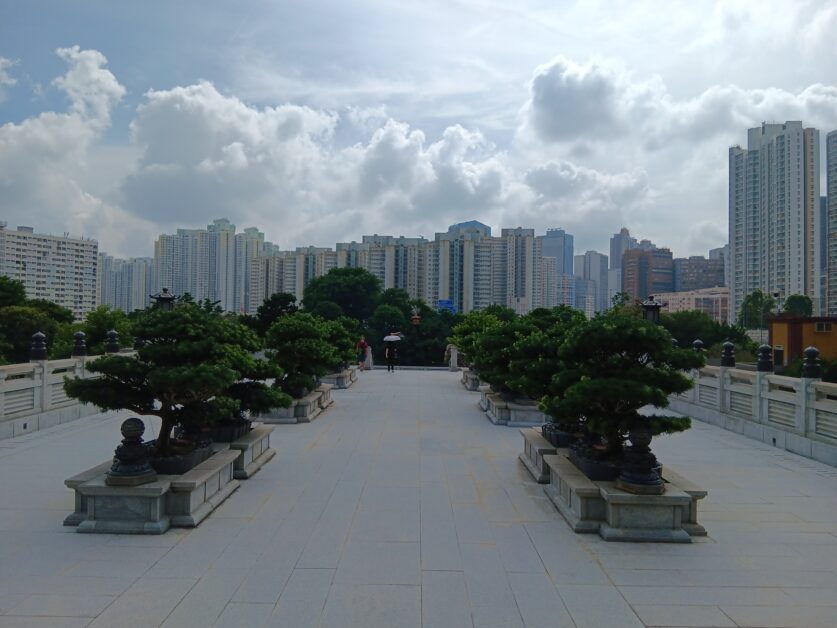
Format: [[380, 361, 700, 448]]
[[302, 268, 381, 321], [256, 292, 298, 334], [736, 289, 776, 329], [783, 294, 813, 317], [0, 277, 27, 308]]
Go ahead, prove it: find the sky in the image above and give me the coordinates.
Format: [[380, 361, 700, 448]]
[[1, 0, 836, 258]]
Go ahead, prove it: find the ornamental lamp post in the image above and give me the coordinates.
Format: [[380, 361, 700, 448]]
[[640, 295, 664, 325], [149, 287, 177, 310]]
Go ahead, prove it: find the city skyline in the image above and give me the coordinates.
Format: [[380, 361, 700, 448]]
[[2, 2, 836, 260]]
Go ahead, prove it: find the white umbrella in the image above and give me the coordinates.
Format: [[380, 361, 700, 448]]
[[383, 334, 401, 342]]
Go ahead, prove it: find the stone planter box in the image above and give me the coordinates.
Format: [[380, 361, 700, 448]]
[[542, 452, 704, 543], [229, 424, 275, 479], [481, 391, 545, 427], [259, 385, 333, 424], [167, 449, 239, 528], [518, 428, 557, 483], [322, 369, 353, 389], [65, 448, 240, 534], [461, 369, 481, 391], [349, 365, 360, 381]]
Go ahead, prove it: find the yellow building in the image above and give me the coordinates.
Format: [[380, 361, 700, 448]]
[[768, 315, 837, 366]]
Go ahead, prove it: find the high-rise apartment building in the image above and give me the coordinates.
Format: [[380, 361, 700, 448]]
[[154, 219, 276, 314], [574, 250, 609, 312], [622, 248, 673, 301], [709, 245, 730, 288], [673, 256, 725, 292], [0, 223, 98, 319], [827, 132, 837, 314], [541, 228, 573, 275], [729, 122, 821, 322], [97, 254, 154, 313], [609, 227, 636, 270]]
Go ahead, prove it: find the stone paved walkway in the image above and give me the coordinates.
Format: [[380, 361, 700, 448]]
[[1, 369, 836, 627]]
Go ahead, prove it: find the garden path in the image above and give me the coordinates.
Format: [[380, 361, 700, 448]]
[[0, 369, 836, 627]]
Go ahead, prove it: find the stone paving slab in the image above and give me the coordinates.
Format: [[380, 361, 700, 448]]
[[0, 369, 836, 627]]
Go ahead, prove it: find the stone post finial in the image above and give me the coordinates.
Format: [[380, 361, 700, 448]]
[[756, 344, 773, 372], [106, 418, 157, 486], [133, 337, 146, 350], [71, 331, 87, 357], [29, 331, 47, 361], [720, 341, 735, 367], [802, 346, 821, 379], [105, 330, 120, 353], [692, 339, 704, 352]]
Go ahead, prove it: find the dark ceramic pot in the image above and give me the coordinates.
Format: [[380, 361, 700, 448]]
[[568, 445, 620, 481], [149, 440, 214, 475], [211, 419, 253, 443]]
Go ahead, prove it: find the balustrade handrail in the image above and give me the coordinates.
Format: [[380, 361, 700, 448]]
[[0, 351, 137, 423]]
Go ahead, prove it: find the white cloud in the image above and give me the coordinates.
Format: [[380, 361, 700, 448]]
[[0, 57, 17, 102], [0, 47, 148, 256]]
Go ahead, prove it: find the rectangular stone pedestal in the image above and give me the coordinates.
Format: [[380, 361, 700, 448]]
[[482, 392, 545, 427], [67, 448, 241, 534], [598, 484, 692, 543], [229, 424, 275, 479], [543, 453, 604, 533], [542, 453, 699, 543], [519, 428, 557, 483], [461, 369, 481, 391], [260, 388, 326, 424], [318, 384, 334, 411], [63, 460, 113, 526], [322, 369, 353, 389], [167, 449, 240, 527], [663, 467, 708, 536], [349, 365, 360, 382]]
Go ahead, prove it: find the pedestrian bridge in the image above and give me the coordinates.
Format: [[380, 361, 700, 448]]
[[1, 369, 836, 627]]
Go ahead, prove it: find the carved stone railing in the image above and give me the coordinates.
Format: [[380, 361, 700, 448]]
[[0, 353, 132, 440], [670, 365, 837, 467]]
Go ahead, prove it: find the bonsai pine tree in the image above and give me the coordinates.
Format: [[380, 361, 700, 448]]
[[470, 315, 533, 395], [321, 317, 357, 372], [542, 311, 704, 460], [507, 306, 586, 402], [448, 310, 504, 368], [64, 301, 290, 456], [265, 312, 336, 398]]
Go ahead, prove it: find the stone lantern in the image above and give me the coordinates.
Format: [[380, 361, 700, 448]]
[[640, 295, 663, 325]]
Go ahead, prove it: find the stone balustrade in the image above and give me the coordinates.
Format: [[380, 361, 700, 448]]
[[670, 364, 837, 467], [0, 353, 132, 440]]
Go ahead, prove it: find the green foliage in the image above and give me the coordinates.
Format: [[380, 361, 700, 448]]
[[64, 302, 290, 456], [303, 267, 381, 321], [321, 317, 357, 371], [660, 310, 749, 350], [783, 294, 813, 317], [449, 311, 504, 366], [0, 306, 60, 363], [265, 312, 336, 398], [308, 300, 343, 321], [470, 314, 529, 393], [540, 312, 704, 457], [255, 292, 298, 334], [25, 299, 75, 325], [0, 276, 27, 308], [736, 289, 776, 329], [397, 301, 459, 366], [79, 305, 134, 354], [506, 307, 587, 400]]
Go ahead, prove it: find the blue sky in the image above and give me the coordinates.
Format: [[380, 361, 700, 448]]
[[2, 0, 836, 257]]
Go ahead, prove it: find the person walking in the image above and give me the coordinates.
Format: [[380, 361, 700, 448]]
[[383, 331, 400, 372], [356, 336, 369, 369]]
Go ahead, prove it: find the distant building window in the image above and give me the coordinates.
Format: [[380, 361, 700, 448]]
[[815, 322, 832, 333]]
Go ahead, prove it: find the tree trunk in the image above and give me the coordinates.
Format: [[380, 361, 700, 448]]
[[155, 412, 174, 456]]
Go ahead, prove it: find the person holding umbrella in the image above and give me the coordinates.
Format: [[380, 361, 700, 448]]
[[383, 331, 401, 372]]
